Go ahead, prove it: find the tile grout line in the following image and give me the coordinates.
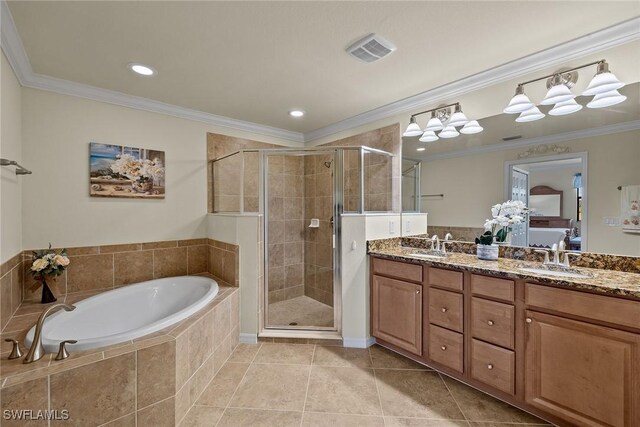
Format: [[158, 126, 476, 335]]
[[438, 372, 471, 426], [369, 347, 386, 424], [299, 344, 316, 426], [213, 341, 264, 427]]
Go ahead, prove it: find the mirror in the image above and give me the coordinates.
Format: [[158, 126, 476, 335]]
[[400, 82, 640, 257]]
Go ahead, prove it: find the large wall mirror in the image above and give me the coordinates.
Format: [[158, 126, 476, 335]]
[[399, 82, 640, 257]]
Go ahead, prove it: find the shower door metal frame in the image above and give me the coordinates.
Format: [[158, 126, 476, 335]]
[[262, 148, 343, 334]]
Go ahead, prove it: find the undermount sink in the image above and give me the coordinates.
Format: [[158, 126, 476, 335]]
[[407, 252, 447, 259], [518, 266, 591, 279]]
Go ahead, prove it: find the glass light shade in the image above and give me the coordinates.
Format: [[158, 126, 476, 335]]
[[403, 117, 423, 137], [425, 117, 444, 132], [548, 99, 583, 116], [515, 106, 545, 122], [438, 125, 459, 138], [586, 89, 627, 108], [448, 111, 469, 127], [504, 93, 534, 114], [416, 147, 426, 152], [540, 84, 575, 105], [583, 72, 624, 96], [419, 131, 439, 142], [573, 173, 582, 189], [460, 120, 483, 134]]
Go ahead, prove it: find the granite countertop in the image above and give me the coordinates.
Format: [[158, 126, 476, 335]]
[[369, 246, 640, 300]]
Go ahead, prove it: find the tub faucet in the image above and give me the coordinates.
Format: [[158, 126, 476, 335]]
[[24, 303, 75, 364]]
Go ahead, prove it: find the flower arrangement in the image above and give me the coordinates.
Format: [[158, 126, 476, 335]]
[[30, 245, 70, 303], [476, 200, 529, 245], [110, 154, 165, 192]]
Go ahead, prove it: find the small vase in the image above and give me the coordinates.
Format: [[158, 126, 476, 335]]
[[132, 179, 153, 193], [40, 279, 57, 304], [477, 244, 499, 261]]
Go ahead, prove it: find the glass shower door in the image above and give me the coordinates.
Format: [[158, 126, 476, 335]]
[[264, 151, 338, 330]]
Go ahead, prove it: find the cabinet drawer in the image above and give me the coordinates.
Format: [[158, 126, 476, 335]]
[[428, 267, 463, 291], [471, 297, 515, 349], [373, 257, 423, 283], [526, 283, 640, 331], [429, 324, 463, 373], [471, 274, 514, 302], [471, 339, 515, 395], [429, 288, 463, 332]]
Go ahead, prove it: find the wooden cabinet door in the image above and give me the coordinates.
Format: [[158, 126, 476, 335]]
[[371, 275, 422, 355], [525, 311, 640, 427]]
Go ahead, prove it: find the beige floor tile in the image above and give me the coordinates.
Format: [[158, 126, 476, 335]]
[[229, 364, 310, 411], [228, 343, 262, 363], [302, 412, 385, 426], [385, 418, 470, 426], [196, 362, 250, 408], [253, 342, 315, 365], [375, 370, 464, 420], [217, 408, 302, 426], [468, 423, 551, 427], [179, 406, 225, 427], [369, 345, 428, 370], [305, 366, 382, 416], [312, 346, 373, 368], [442, 376, 547, 424]]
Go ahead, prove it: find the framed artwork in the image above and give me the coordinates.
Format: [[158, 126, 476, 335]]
[[89, 142, 165, 199]]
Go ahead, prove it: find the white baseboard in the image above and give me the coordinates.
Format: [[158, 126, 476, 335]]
[[239, 333, 258, 344], [343, 336, 376, 348]]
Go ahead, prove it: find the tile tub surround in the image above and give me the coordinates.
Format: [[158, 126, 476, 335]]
[[368, 242, 640, 299], [13, 238, 238, 304], [180, 342, 548, 426], [0, 286, 240, 426]]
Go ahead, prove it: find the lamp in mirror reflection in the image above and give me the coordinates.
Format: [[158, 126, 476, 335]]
[[403, 102, 483, 145], [504, 60, 625, 123], [515, 106, 545, 122]]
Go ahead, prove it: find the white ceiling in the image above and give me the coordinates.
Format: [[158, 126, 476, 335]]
[[7, 1, 640, 135]]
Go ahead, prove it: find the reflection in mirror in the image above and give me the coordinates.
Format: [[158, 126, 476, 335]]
[[402, 158, 421, 212], [401, 82, 639, 256]]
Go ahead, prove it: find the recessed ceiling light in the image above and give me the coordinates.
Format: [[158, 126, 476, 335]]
[[128, 63, 156, 76], [416, 147, 426, 152], [289, 110, 305, 118]]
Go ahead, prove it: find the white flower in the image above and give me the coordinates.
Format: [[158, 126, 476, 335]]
[[54, 255, 70, 267], [31, 258, 49, 272]]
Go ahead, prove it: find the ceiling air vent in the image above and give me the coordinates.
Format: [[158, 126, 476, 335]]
[[346, 34, 396, 63]]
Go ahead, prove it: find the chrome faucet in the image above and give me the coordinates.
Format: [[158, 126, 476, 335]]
[[444, 233, 453, 241], [562, 252, 581, 268], [430, 235, 440, 251], [23, 303, 75, 364]]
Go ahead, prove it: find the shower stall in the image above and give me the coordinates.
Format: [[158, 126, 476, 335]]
[[211, 146, 394, 335]]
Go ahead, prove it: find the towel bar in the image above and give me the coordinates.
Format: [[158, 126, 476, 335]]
[[0, 158, 32, 175]]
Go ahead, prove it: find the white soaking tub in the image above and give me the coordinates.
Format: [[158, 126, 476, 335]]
[[25, 276, 219, 352]]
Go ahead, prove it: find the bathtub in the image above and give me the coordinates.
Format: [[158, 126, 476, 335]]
[[25, 276, 219, 352]]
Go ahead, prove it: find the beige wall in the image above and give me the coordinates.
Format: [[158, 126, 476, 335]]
[[20, 88, 292, 250], [420, 130, 640, 256], [0, 53, 23, 263]]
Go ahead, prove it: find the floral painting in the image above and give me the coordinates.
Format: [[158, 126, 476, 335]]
[[89, 142, 165, 199]]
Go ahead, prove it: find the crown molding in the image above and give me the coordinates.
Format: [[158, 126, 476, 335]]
[[419, 120, 640, 162], [0, 1, 305, 144], [304, 16, 640, 142], [2, 0, 639, 145]]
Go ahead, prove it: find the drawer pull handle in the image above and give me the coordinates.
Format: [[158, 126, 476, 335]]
[[487, 320, 494, 326], [441, 307, 448, 313], [441, 345, 447, 351], [487, 364, 494, 370], [526, 318, 532, 324]]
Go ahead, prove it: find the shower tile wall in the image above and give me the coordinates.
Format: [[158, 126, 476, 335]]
[[304, 154, 334, 307], [267, 155, 306, 304]]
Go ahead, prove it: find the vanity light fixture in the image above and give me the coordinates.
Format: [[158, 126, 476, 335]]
[[128, 63, 156, 76], [504, 60, 626, 122], [515, 106, 545, 122], [403, 102, 483, 141]]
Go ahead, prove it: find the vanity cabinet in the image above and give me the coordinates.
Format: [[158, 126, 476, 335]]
[[369, 254, 640, 427], [371, 259, 423, 355]]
